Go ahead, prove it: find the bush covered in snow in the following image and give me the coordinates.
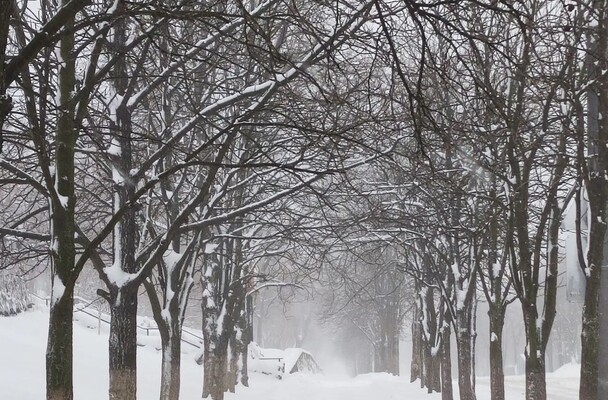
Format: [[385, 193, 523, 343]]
[[0, 272, 31, 316]]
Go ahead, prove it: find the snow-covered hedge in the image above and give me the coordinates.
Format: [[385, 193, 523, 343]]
[[0, 272, 31, 316]]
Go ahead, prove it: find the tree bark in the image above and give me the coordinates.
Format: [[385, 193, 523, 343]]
[[204, 349, 228, 400], [580, 197, 606, 400], [424, 345, 441, 393], [47, 2, 77, 397], [108, 287, 138, 400], [106, 2, 138, 398], [488, 311, 505, 400], [0, 0, 12, 152], [524, 351, 547, 400], [580, 11, 608, 397], [46, 285, 74, 400], [159, 326, 182, 400], [456, 331, 476, 400], [440, 325, 453, 400], [411, 306, 423, 383]]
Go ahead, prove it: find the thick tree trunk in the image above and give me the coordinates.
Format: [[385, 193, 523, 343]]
[[47, 2, 77, 396], [424, 346, 441, 393], [580, 178, 608, 400], [580, 247, 601, 400], [388, 335, 400, 376], [488, 313, 505, 400], [108, 287, 138, 400], [203, 344, 229, 400], [227, 309, 249, 391], [227, 338, 238, 392], [456, 332, 476, 400], [440, 326, 453, 400], [524, 353, 547, 400], [580, 7, 608, 397], [160, 327, 182, 400], [386, 315, 400, 376], [374, 340, 388, 373], [202, 300, 231, 400], [240, 342, 249, 387], [46, 286, 74, 400], [411, 314, 423, 383]]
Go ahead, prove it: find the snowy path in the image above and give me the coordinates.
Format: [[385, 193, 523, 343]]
[[475, 370, 580, 400], [0, 308, 579, 400]]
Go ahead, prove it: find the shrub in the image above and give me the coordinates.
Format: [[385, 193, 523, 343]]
[[0, 272, 31, 316]]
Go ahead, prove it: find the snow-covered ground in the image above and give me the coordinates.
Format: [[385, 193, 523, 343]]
[[0, 306, 579, 400]]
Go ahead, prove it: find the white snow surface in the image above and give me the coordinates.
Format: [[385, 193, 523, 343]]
[[0, 306, 580, 400]]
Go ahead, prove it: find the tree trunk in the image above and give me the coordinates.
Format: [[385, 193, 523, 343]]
[[202, 299, 231, 400], [456, 335, 475, 400], [411, 313, 423, 383], [108, 287, 138, 400], [456, 332, 476, 400], [440, 326, 453, 400], [488, 312, 505, 400], [580, 241, 602, 400], [241, 296, 253, 387], [203, 343, 229, 400], [159, 324, 182, 400], [424, 345, 441, 393], [524, 352, 547, 400], [374, 339, 388, 373], [0, 0, 11, 152], [580, 7, 608, 397], [522, 303, 547, 400], [46, 285, 74, 400], [227, 309, 249, 391], [386, 314, 400, 375], [227, 338, 238, 392], [47, 2, 77, 396], [454, 284, 477, 400], [388, 334, 400, 376]]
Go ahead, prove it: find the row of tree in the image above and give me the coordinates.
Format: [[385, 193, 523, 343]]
[[312, 2, 608, 400], [0, 1, 394, 400], [2, 1, 608, 400]]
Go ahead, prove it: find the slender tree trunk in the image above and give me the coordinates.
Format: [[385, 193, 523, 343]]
[[440, 326, 453, 400], [0, 0, 12, 151], [471, 298, 478, 391], [488, 311, 505, 400], [241, 296, 253, 387], [108, 287, 138, 400]]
